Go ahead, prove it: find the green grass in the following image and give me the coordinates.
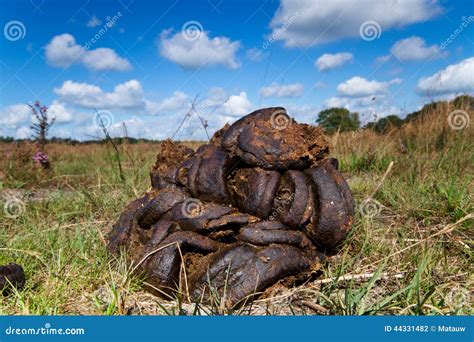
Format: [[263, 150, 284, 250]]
[[0, 107, 472, 315]]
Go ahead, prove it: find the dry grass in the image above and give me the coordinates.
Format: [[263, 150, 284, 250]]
[[0, 101, 472, 315]]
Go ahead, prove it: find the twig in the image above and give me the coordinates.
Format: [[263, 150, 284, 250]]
[[171, 95, 199, 140], [259, 52, 272, 107], [22, 220, 110, 236], [0, 247, 47, 267], [188, 96, 229, 139], [369, 160, 394, 199], [128, 242, 178, 276], [300, 300, 329, 313], [95, 225, 107, 247], [176, 243, 191, 303], [313, 271, 406, 285]]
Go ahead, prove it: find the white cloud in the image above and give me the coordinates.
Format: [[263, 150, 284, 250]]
[[203, 87, 229, 106], [337, 76, 401, 97], [82, 48, 131, 71], [325, 96, 384, 109], [220, 92, 252, 117], [314, 81, 326, 89], [48, 100, 74, 123], [107, 117, 151, 137], [285, 104, 320, 123], [45, 33, 131, 71], [45, 34, 84, 67], [378, 36, 442, 63], [316, 52, 353, 71], [15, 126, 31, 140], [153, 91, 190, 113], [0, 104, 31, 128], [391, 36, 441, 61], [325, 96, 350, 108], [375, 55, 391, 64], [154, 89, 252, 139], [52, 79, 252, 132], [260, 83, 304, 98], [246, 48, 266, 62], [417, 57, 474, 96], [54, 79, 154, 111], [87, 15, 102, 28], [269, 0, 441, 47], [159, 29, 240, 69], [326, 76, 405, 122], [1, 101, 74, 137]]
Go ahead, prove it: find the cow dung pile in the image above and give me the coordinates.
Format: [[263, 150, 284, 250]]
[[107, 107, 354, 307]]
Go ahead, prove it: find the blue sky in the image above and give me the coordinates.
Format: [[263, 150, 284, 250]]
[[0, 0, 473, 140]]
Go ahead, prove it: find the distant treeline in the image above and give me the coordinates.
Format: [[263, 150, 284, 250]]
[[0, 136, 165, 144], [317, 95, 473, 135], [369, 94, 473, 133]]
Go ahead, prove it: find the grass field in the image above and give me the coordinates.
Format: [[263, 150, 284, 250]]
[[0, 101, 472, 315]]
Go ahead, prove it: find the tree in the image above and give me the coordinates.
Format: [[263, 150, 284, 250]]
[[452, 95, 474, 109], [370, 115, 403, 134], [316, 107, 360, 134]]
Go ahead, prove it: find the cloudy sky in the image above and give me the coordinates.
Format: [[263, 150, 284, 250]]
[[1, 0, 473, 140]]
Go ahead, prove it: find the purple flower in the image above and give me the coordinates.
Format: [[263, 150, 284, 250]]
[[33, 150, 50, 166]]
